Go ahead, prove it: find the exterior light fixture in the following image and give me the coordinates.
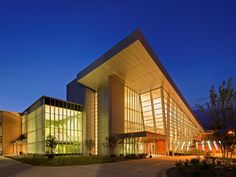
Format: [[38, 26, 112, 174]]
[[227, 130, 235, 135]]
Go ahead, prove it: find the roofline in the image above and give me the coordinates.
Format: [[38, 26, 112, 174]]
[[22, 95, 83, 114], [77, 28, 142, 79], [76, 28, 204, 131]]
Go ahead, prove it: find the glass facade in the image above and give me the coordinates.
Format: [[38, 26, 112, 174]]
[[163, 89, 200, 153], [124, 87, 143, 133], [19, 86, 202, 156], [22, 106, 44, 153], [140, 88, 164, 134], [22, 97, 83, 154], [123, 86, 202, 155]]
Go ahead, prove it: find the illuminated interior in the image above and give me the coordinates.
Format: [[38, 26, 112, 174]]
[[22, 106, 44, 153], [1, 30, 220, 156], [22, 97, 83, 154], [122, 86, 202, 154], [71, 29, 205, 155]]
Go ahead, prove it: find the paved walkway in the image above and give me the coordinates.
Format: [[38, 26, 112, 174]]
[[0, 156, 194, 177]]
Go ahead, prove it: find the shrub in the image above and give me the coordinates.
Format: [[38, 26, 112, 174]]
[[211, 157, 216, 165], [125, 154, 137, 159], [231, 158, 236, 164], [200, 159, 210, 169], [184, 159, 190, 167], [217, 160, 222, 165], [125, 154, 131, 159], [175, 160, 184, 173], [130, 154, 137, 159], [190, 158, 201, 167], [137, 153, 147, 159], [110, 154, 116, 158], [175, 160, 184, 168]]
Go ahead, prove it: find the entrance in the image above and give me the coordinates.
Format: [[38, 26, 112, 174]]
[[118, 131, 166, 155], [145, 143, 157, 155]]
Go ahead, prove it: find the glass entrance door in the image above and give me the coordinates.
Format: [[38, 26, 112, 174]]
[[145, 143, 157, 155]]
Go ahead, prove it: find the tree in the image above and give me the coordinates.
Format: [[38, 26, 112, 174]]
[[197, 78, 236, 166], [85, 139, 95, 155], [45, 135, 58, 159], [103, 135, 123, 156]]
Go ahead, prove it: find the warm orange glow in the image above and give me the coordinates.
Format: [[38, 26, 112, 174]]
[[227, 130, 235, 135]]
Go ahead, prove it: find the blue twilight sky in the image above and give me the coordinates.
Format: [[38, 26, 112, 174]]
[[0, 0, 236, 112]]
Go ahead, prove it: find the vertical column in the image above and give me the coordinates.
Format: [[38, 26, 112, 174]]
[[139, 95, 145, 131], [160, 87, 169, 155], [97, 84, 109, 155], [94, 93, 98, 155], [166, 91, 171, 155], [108, 75, 124, 155], [84, 88, 95, 155], [42, 101, 45, 154], [108, 75, 125, 135], [150, 92, 157, 133]]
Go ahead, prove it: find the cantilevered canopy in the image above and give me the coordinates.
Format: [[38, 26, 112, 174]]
[[76, 29, 204, 132], [78, 40, 164, 93], [116, 131, 166, 140]]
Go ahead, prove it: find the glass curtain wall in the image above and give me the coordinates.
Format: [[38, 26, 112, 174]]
[[123, 86, 202, 155], [23, 106, 44, 154], [124, 87, 143, 133], [163, 89, 200, 154], [124, 87, 144, 154], [45, 101, 82, 154], [140, 88, 164, 134], [23, 97, 83, 154]]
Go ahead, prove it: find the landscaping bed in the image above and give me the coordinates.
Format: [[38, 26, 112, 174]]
[[7, 154, 146, 166], [166, 158, 236, 177]]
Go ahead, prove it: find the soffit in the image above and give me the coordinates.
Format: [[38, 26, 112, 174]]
[[77, 38, 204, 132], [78, 40, 165, 93]]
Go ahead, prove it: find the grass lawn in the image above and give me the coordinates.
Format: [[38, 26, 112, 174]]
[[8, 155, 131, 166]]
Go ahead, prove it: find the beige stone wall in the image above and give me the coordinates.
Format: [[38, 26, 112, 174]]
[[84, 88, 96, 154], [2, 111, 22, 155], [97, 85, 109, 155], [108, 75, 125, 135]]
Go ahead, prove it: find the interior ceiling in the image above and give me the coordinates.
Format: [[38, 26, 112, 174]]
[[77, 40, 204, 132]]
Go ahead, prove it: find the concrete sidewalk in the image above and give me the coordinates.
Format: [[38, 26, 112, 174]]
[[0, 156, 190, 177]]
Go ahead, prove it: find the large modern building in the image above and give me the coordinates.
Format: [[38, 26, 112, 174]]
[[1, 29, 215, 156]]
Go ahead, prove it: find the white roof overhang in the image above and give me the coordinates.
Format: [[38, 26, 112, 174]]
[[76, 29, 204, 132]]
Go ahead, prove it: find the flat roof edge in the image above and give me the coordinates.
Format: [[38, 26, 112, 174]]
[[22, 96, 83, 115]]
